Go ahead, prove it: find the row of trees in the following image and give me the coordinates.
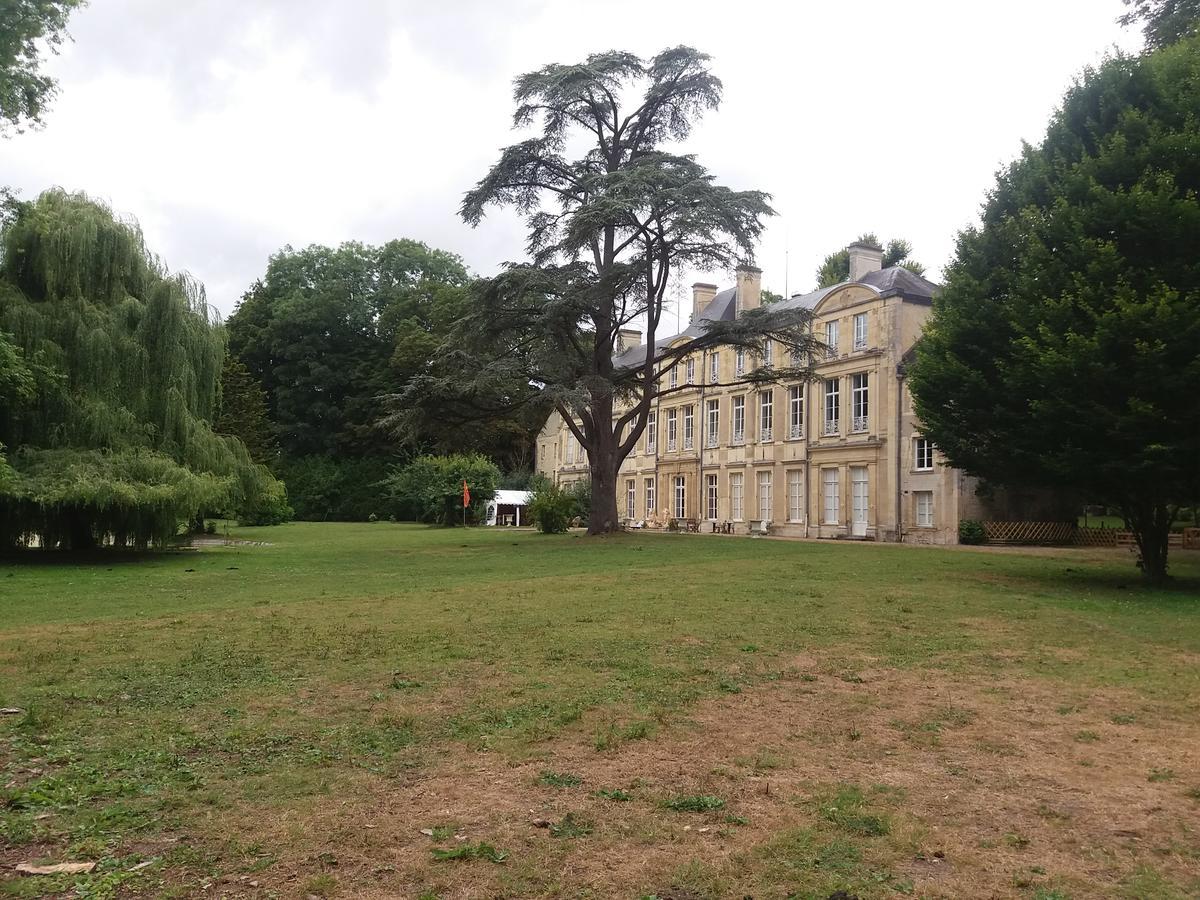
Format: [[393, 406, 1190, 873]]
[[220, 240, 546, 520]]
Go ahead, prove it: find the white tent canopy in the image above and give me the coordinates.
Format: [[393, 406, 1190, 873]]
[[485, 490, 533, 526]]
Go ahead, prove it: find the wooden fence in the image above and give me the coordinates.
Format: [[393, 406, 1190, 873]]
[[982, 522, 1191, 549]]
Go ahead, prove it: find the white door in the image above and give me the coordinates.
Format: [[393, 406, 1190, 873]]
[[822, 468, 839, 524], [851, 466, 868, 537]]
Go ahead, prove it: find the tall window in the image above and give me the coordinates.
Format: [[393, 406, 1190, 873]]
[[683, 405, 694, 450], [822, 468, 839, 524], [853, 312, 868, 351], [759, 390, 773, 442], [851, 372, 869, 433], [709, 352, 720, 384], [645, 411, 657, 453], [706, 473, 718, 520], [914, 437, 934, 471], [669, 365, 678, 389], [757, 470, 772, 521], [705, 398, 720, 448], [626, 479, 636, 519], [730, 472, 744, 520], [915, 490, 934, 527], [735, 347, 746, 375], [762, 339, 773, 368], [825, 320, 839, 359], [566, 432, 576, 463], [686, 357, 695, 385], [788, 385, 804, 439], [644, 477, 656, 513], [732, 396, 745, 444], [787, 469, 803, 522], [673, 475, 686, 519], [823, 378, 840, 436], [666, 408, 678, 451]]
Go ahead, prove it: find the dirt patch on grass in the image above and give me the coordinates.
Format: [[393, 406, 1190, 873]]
[[200, 659, 1200, 899]]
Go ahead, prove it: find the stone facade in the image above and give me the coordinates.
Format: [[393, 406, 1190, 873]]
[[535, 248, 982, 544]]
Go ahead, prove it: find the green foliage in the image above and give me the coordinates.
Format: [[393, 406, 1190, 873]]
[[817, 785, 890, 836], [430, 842, 508, 863], [909, 38, 1200, 582], [384, 453, 499, 525], [536, 770, 582, 788], [0, 189, 285, 548], [958, 520, 986, 545], [0, 0, 85, 134], [815, 233, 925, 288], [549, 813, 593, 838], [215, 356, 276, 465], [527, 482, 576, 534], [227, 239, 538, 468], [273, 455, 395, 522], [662, 794, 725, 812], [1120, 0, 1200, 49]]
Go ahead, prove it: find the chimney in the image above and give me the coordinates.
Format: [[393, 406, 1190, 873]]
[[691, 282, 718, 322], [616, 328, 642, 352], [735, 264, 762, 316], [847, 240, 884, 281]]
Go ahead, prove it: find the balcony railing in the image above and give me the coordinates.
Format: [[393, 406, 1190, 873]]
[[825, 347, 838, 360], [760, 427, 772, 443], [683, 435, 694, 450], [823, 418, 839, 436], [788, 423, 803, 440], [732, 428, 745, 445], [667, 436, 677, 451], [852, 416, 868, 433], [705, 433, 719, 449], [853, 337, 867, 352]]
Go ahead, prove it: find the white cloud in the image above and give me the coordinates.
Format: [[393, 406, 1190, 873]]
[[3, 0, 1141, 317]]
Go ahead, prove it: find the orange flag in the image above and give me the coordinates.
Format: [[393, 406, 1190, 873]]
[[462, 479, 471, 508]]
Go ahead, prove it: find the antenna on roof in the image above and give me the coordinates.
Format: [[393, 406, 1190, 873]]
[[784, 247, 789, 300]]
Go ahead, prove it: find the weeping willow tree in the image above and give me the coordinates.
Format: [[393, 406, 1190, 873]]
[[0, 189, 287, 549]]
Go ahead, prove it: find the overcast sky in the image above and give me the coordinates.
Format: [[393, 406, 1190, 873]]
[[2, 0, 1141, 324]]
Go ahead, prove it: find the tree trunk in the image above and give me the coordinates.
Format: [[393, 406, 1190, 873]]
[[586, 395, 622, 535], [1121, 499, 1171, 585]]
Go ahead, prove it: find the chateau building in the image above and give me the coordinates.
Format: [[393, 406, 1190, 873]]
[[535, 242, 993, 544]]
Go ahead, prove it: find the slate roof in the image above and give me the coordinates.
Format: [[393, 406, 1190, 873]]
[[613, 266, 940, 369], [612, 285, 738, 369]]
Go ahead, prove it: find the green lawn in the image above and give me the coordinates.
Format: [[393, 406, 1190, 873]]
[[2, 524, 1199, 898]]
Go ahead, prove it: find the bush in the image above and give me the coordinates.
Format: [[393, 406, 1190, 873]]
[[235, 474, 293, 526], [566, 479, 591, 526], [958, 519, 986, 545], [527, 483, 576, 534], [274, 455, 395, 521], [383, 453, 500, 525]]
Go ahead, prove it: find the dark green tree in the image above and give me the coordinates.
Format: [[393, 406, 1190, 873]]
[[908, 38, 1200, 584], [215, 356, 276, 465], [815, 234, 925, 289], [0, 189, 284, 548], [392, 47, 820, 534], [0, 0, 86, 134], [1120, 0, 1200, 48], [228, 239, 471, 459]]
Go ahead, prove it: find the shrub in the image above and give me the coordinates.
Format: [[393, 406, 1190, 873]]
[[235, 474, 293, 526], [274, 455, 396, 521], [527, 483, 576, 534], [383, 453, 500, 525], [958, 519, 986, 545]]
